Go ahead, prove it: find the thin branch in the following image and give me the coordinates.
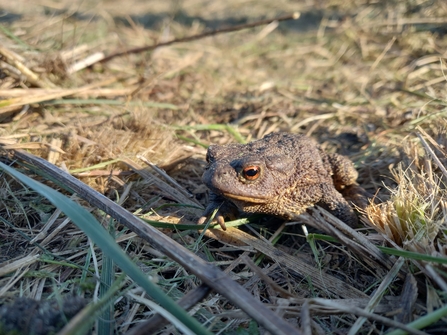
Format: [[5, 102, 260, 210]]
[[99, 12, 300, 64]]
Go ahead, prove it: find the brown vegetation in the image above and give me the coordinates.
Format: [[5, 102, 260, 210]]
[[1, 0, 447, 334]]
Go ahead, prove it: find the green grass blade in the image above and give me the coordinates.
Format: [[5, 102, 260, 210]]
[[0, 162, 213, 335], [0, 24, 34, 49], [69, 159, 122, 173], [308, 234, 447, 265], [98, 220, 116, 335], [61, 274, 127, 335], [378, 246, 447, 265], [386, 304, 447, 335]]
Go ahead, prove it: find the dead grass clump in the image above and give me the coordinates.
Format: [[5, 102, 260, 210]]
[[365, 133, 447, 258], [66, 108, 184, 167]]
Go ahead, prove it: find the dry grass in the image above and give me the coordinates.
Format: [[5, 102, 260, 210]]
[[365, 128, 447, 271], [1, 0, 447, 334]]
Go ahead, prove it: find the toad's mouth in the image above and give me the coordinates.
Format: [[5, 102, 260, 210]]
[[222, 192, 270, 203]]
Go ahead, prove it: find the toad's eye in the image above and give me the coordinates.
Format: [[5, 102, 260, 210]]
[[242, 166, 261, 181]]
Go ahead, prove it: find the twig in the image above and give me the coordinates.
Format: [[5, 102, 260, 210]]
[[0, 46, 56, 89], [99, 12, 300, 64], [66, 52, 105, 74]]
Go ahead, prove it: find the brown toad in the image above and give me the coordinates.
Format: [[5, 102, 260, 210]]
[[199, 132, 360, 230]]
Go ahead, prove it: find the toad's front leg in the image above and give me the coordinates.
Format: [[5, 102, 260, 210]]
[[198, 192, 239, 230]]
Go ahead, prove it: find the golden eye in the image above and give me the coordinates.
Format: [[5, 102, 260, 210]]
[[242, 166, 261, 181]]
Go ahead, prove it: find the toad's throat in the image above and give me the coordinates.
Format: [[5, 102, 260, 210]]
[[222, 192, 270, 203]]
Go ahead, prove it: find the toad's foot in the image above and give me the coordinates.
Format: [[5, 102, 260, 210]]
[[198, 193, 239, 230]]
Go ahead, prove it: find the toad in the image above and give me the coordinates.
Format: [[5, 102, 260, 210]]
[[199, 132, 361, 230]]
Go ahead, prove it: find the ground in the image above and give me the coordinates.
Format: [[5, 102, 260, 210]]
[[1, 0, 447, 334]]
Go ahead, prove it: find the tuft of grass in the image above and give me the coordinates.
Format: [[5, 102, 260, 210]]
[[365, 134, 447, 256]]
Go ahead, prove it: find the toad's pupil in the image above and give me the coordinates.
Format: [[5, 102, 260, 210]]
[[244, 167, 259, 178], [246, 169, 257, 176]]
